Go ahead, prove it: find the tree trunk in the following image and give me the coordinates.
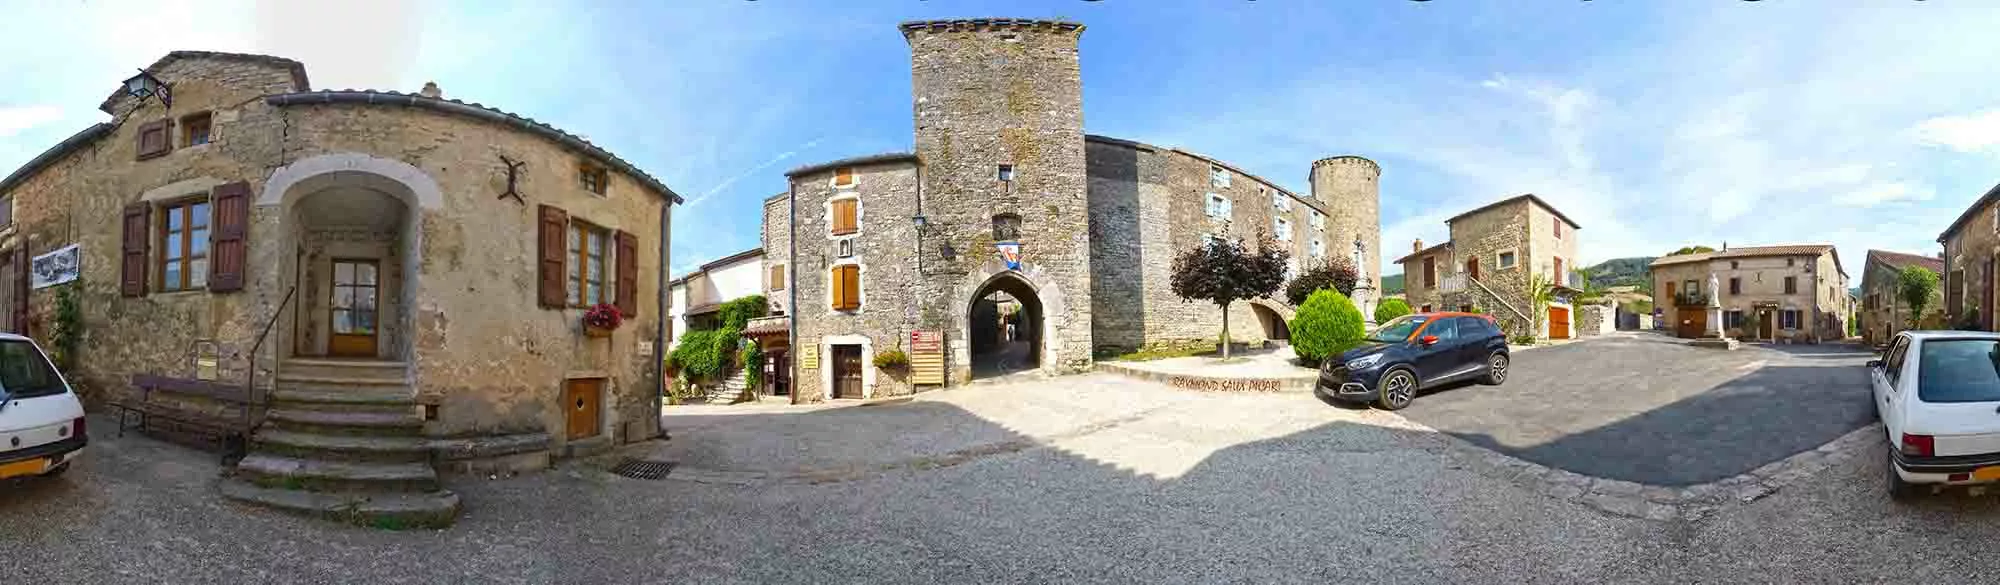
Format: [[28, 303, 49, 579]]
[[1221, 301, 1232, 360]]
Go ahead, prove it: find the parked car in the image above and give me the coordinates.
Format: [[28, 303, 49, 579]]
[[1871, 331, 2000, 500], [0, 333, 86, 481], [1314, 312, 1510, 410]]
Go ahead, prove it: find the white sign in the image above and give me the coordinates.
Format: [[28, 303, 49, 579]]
[[30, 244, 80, 290]]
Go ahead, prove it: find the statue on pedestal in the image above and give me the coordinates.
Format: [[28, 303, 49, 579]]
[[1704, 272, 1725, 339], [1351, 237, 1378, 326]]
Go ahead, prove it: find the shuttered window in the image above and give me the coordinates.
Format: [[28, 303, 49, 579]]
[[536, 205, 568, 307], [135, 119, 172, 160], [833, 167, 855, 187], [831, 198, 858, 236], [209, 181, 250, 291], [1423, 256, 1436, 288], [568, 222, 612, 307], [769, 264, 786, 291], [615, 230, 638, 318], [157, 199, 210, 292], [830, 265, 860, 311], [121, 204, 150, 296], [1467, 257, 1480, 280]]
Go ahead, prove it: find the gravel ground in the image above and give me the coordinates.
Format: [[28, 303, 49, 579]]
[[6, 370, 1999, 584]]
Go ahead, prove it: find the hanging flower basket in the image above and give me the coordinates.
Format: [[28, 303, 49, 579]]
[[582, 303, 623, 337]]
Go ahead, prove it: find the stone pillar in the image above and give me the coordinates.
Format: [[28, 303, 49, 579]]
[[1351, 238, 1377, 326], [1704, 272, 1724, 339]]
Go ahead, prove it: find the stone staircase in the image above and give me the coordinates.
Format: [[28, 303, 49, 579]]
[[217, 358, 460, 529], [707, 369, 751, 405]]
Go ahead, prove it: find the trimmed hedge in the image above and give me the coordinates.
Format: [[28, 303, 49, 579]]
[[1373, 298, 1412, 324], [1290, 290, 1366, 364]]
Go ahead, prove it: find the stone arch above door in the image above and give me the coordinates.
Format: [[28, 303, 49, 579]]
[[951, 259, 1070, 374], [260, 152, 445, 210]]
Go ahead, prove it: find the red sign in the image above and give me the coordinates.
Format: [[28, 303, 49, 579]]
[[910, 330, 943, 353]]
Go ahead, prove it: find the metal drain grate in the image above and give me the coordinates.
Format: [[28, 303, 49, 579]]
[[610, 459, 677, 480]]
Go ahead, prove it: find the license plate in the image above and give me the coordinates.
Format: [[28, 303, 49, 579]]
[[0, 457, 48, 479], [1974, 467, 2000, 481]]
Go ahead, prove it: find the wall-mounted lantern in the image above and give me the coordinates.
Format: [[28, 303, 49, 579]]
[[122, 69, 172, 109]]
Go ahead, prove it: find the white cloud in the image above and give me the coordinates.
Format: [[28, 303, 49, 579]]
[[1834, 182, 1933, 207], [0, 106, 62, 138], [1911, 109, 2000, 154]]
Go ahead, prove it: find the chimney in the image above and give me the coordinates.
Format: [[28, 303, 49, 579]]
[[419, 81, 443, 99], [1413, 239, 1424, 253]]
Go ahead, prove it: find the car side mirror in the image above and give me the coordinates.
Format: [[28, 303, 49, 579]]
[[1867, 359, 1883, 369], [1420, 335, 1439, 347]]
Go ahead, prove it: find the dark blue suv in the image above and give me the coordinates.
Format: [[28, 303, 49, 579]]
[[1314, 312, 1511, 410]]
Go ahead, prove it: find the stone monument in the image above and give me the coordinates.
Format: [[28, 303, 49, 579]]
[[1691, 271, 1739, 349], [1351, 237, 1378, 326]]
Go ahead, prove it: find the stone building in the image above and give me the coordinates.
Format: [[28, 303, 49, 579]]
[[0, 51, 679, 524], [757, 19, 1382, 402], [1858, 249, 1944, 344], [1649, 244, 1849, 342], [668, 247, 762, 341], [1394, 194, 1582, 339], [1937, 182, 2000, 331]]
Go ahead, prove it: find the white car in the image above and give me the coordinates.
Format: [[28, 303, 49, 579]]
[[1872, 331, 2000, 499], [0, 333, 85, 481]]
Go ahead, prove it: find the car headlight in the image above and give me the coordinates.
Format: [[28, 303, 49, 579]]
[[1345, 354, 1385, 370]]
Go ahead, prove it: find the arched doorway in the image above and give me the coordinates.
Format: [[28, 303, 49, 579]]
[[269, 163, 425, 361], [968, 272, 1043, 379], [1250, 303, 1290, 343]]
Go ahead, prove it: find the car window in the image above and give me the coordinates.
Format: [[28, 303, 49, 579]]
[[1884, 337, 1910, 385], [1366, 316, 1427, 343], [0, 340, 64, 400], [1455, 317, 1491, 337], [1426, 318, 1459, 342], [1916, 339, 2000, 403]]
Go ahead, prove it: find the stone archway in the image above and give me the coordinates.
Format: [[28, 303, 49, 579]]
[[1249, 301, 1291, 343], [952, 258, 1070, 380], [967, 271, 1043, 379], [262, 153, 433, 361]]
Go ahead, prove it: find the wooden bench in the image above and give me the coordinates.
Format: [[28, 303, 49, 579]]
[[106, 374, 256, 462]]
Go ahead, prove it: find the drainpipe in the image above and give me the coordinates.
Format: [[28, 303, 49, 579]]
[[654, 202, 669, 439], [787, 181, 799, 404]]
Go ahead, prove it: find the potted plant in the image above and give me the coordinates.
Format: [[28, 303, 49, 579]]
[[873, 349, 910, 371], [582, 303, 623, 337]]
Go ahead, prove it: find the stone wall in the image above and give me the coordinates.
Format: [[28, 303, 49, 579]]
[[1942, 197, 1999, 329], [1650, 259, 1711, 336], [762, 194, 792, 316], [0, 53, 671, 452], [785, 162, 922, 401], [1577, 303, 1614, 337], [1397, 246, 1452, 312], [1449, 200, 1534, 334], [1859, 258, 1941, 344], [1309, 156, 1382, 293]]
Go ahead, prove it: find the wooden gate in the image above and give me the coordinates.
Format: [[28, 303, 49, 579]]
[[564, 378, 603, 440], [1675, 308, 1706, 339], [1549, 306, 1572, 340]]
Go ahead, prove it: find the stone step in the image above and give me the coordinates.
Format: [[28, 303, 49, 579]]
[[236, 453, 439, 492], [278, 359, 408, 382], [266, 408, 425, 436], [273, 373, 409, 388], [270, 388, 418, 414], [218, 478, 460, 529], [253, 429, 431, 463]]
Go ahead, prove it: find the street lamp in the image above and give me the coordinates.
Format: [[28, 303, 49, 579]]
[[122, 69, 172, 108]]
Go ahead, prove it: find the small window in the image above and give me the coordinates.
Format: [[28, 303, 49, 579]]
[[1729, 277, 1741, 295], [831, 198, 859, 236], [182, 112, 212, 147], [1210, 166, 1230, 188], [1683, 279, 1698, 294], [1787, 258, 1796, 267], [1205, 193, 1230, 218], [830, 264, 861, 311], [157, 199, 211, 292], [1424, 257, 1437, 288], [1725, 310, 1743, 328], [992, 213, 1022, 241], [1285, 259, 1299, 281], [1310, 212, 1324, 230], [1553, 217, 1562, 239], [566, 221, 613, 307], [833, 167, 855, 188], [1420, 305, 1432, 313], [136, 120, 171, 160], [1781, 309, 1801, 329], [769, 264, 786, 291], [1311, 239, 1323, 258], [1274, 217, 1292, 241], [0, 196, 12, 228], [997, 164, 1014, 182], [1784, 276, 1797, 294], [1498, 251, 1517, 269], [579, 163, 608, 195], [1270, 189, 1290, 212], [1730, 261, 1739, 269]]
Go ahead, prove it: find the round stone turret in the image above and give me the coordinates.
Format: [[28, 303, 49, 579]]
[[1310, 155, 1383, 292]]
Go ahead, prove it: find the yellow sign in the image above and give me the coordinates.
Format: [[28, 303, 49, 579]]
[[910, 330, 945, 385], [800, 344, 818, 370]]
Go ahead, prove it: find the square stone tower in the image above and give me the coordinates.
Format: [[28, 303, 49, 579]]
[[902, 18, 1094, 379]]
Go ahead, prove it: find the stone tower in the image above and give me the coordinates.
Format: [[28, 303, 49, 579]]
[[1310, 156, 1383, 292], [901, 18, 1094, 378]]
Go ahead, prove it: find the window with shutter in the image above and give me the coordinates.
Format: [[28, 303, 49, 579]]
[[136, 119, 172, 160], [831, 198, 858, 236], [536, 205, 568, 307], [1424, 256, 1436, 288], [831, 265, 861, 311], [120, 203, 150, 297], [615, 230, 638, 317], [769, 264, 786, 291], [208, 181, 250, 292], [1467, 257, 1480, 280], [568, 222, 612, 307], [833, 167, 855, 188]]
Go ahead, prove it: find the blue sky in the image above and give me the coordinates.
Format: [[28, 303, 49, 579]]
[[4, 0, 1999, 279]]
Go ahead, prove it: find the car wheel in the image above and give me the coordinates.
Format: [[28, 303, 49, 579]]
[[1887, 451, 1920, 502], [1377, 369, 1418, 411], [1480, 352, 1509, 385]]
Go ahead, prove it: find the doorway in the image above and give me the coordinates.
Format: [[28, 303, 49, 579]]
[[564, 377, 603, 440], [968, 272, 1042, 379], [1548, 306, 1571, 340], [1250, 303, 1290, 342], [329, 259, 380, 357], [764, 349, 790, 397], [830, 345, 863, 399], [1757, 308, 1776, 340]]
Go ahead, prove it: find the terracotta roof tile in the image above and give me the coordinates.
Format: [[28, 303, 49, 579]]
[[1866, 249, 1943, 273]]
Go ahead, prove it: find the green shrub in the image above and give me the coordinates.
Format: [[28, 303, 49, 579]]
[[670, 327, 741, 378], [873, 349, 909, 369], [1510, 334, 1538, 346], [718, 295, 768, 330], [739, 344, 763, 390], [1290, 290, 1365, 364], [1373, 298, 1411, 324]]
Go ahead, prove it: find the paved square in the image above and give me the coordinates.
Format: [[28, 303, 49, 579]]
[[1396, 333, 1877, 486]]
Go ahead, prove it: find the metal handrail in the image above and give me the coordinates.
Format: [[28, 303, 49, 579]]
[[243, 286, 296, 433]]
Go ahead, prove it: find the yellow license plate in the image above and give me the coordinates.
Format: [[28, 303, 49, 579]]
[[0, 457, 48, 479], [1974, 467, 2000, 481]]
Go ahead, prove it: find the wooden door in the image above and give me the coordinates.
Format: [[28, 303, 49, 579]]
[[329, 259, 380, 357], [1548, 307, 1572, 339], [766, 350, 791, 397], [1758, 309, 1775, 340], [564, 378, 603, 440], [1676, 309, 1705, 339], [832, 345, 862, 399]]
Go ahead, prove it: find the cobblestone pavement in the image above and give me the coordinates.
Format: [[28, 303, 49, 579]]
[[12, 367, 2000, 584]]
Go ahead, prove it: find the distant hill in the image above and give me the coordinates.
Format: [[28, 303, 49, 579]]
[[1382, 273, 1404, 295], [1585, 257, 1655, 289]]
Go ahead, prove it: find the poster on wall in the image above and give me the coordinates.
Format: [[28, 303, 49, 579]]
[[995, 242, 1021, 271], [30, 244, 80, 290]]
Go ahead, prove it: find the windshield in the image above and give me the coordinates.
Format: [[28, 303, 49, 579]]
[[1917, 339, 2000, 403], [1366, 316, 1429, 343], [0, 339, 65, 401]]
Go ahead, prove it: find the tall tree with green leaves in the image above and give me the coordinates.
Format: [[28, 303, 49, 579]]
[[1170, 233, 1291, 359], [1898, 266, 1940, 329]]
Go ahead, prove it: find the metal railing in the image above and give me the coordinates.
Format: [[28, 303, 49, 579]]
[[243, 286, 296, 433]]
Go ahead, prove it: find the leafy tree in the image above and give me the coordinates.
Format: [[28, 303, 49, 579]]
[[1169, 233, 1291, 359], [1898, 266, 1939, 329], [1666, 245, 1717, 256], [1373, 297, 1412, 323], [1291, 289, 1366, 364], [1283, 255, 1359, 306], [718, 294, 768, 330]]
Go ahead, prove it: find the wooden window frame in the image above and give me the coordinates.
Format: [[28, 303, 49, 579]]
[[156, 198, 211, 292], [0, 195, 12, 228], [1498, 251, 1517, 269], [136, 119, 172, 160], [1784, 276, 1798, 295], [830, 264, 861, 312], [181, 112, 213, 147], [578, 163, 609, 196], [1553, 217, 1562, 239], [566, 220, 613, 307], [769, 263, 786, 291], [833, 167, 856, 188], [1467, 257, 1480, 280], [1729, 277, 1741, 295], [1423, 256, 1437, 288], [830, 196, 860, 236]]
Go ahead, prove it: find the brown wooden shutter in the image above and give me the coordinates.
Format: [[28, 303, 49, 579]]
[[537, 205, 568, 307], [769, 264, 785, 291], [615, 230, 638, 318], [830, 266, 847, 311], [842, 265, 861, 310], [834, 167, 854, 186], [831, 199, 857, 235], [135, 119, 173, 160], [12, 247, 27, 334], [121, 203, 151, 297], [1423, 257, 1436, 288], [208, 181, 251, 292], [1467, 257, 1480, 280]]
